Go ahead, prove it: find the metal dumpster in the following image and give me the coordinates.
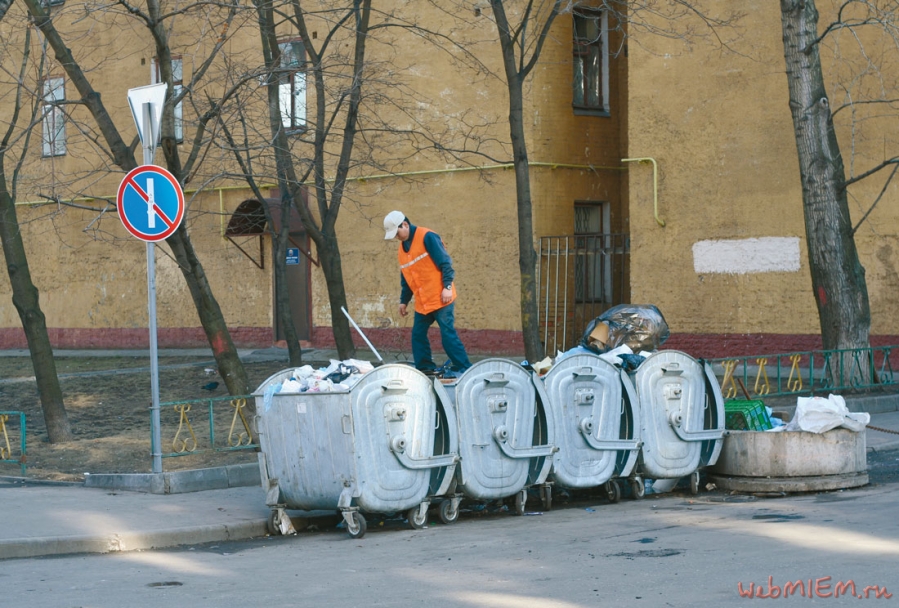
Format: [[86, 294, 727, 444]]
[[536, 353, 643, 503], [253, 364, 459, 539], [630, 350, 725, 493], [434, 358, 556, 516]]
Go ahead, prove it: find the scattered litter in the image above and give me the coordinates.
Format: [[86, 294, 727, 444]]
[[782, 394, 870, 433]]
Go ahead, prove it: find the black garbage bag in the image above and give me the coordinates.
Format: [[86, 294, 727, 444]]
[[581, 304, 670, 354]]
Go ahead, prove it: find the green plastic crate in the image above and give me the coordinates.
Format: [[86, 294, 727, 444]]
[[724, 399, 773, 431]]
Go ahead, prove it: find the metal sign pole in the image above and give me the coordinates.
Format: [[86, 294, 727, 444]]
[[142, 101, 163, 475]]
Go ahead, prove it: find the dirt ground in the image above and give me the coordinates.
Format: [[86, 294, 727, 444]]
[[0, 354, 316, 481]]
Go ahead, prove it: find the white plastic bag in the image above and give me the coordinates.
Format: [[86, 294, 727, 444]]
[[784, 394, 870, 433], [598, 344, 634, 366], [343, 358, 374, 374], [280, 379, 304, 393], [293, 365, 314, 379]]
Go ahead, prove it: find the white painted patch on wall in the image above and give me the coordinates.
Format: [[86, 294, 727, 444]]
[[692, 237, 801, 274]]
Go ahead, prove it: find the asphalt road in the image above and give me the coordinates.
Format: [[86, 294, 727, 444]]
[[868, 448, 899, 485], [6, 475, 899, 608]]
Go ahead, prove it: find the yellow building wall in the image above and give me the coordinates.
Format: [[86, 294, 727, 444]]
[[7, 188, 272, 332], [12, 2, 894, 354], [625, 2, 899, 345]]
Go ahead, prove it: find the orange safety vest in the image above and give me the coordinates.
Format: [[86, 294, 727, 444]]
[[398, 227, 456, 315]]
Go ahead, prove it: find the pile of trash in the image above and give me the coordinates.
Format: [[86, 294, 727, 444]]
[[529, 304, 670, 375], [775, 394, 869, 434], [262, 359, 375, 411]]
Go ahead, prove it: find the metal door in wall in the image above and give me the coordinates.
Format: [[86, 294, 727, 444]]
[[275, 235, 311, 341], [536, 233, 630, 355]]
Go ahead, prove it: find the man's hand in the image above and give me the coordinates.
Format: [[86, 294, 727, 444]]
[[441, 287, 452, 304], [399, 303, 408, 317]]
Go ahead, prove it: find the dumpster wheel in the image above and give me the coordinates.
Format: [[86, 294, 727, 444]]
[[541, 485, 552, 511], [346, 512, 367, 539], [438, 499, 460, 524], [630, 477, 645, 499], [605, 480, 621, 504], [690, 471, 701, 495], [514, 490, 527, 516], [407, 505, 428, 530]]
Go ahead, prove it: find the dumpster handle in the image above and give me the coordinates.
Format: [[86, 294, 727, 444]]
[[389, 438, 459, 470], [484, 373, 510, 387], [492, 425, 556, 459], [382, 379, 408, 392], [578, 418, 642, 451], [670, 422, 724, 442], [572, 367, 596, 381]]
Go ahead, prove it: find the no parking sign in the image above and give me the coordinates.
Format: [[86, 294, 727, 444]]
[[116, 165, 185, 242]]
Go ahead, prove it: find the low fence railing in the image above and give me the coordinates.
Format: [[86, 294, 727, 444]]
[[159, 395, 258, 460], [708, 346, 896, 400], [0, 411, 27, 476]]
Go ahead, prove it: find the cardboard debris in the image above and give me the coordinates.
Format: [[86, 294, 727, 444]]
[[587, 321, 610, 350], [533, 357, 553, 375]]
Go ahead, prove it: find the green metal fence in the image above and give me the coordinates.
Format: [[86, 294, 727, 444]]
[[708, 346, 896, 400], [158, 395, 257, 459], [0, 411, 27, 476]]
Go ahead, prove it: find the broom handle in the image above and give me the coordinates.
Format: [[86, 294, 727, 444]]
[[735, 377, 753, 400]]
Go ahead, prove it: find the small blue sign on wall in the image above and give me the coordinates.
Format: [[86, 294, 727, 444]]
[[286, 248, 300, 265]]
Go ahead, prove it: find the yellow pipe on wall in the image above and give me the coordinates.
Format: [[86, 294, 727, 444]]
[[621, 157, 664, 227], [17, 161, 630, 237]]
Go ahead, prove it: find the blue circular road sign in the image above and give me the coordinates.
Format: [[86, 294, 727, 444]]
[[116, 165, 185, 242]]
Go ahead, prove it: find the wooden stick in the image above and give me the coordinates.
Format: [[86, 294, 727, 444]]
[[735, 377, 753, 400]]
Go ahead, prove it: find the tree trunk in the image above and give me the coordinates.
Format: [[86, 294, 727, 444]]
[[508, 83, 544, 363], [0, 172, 73, 443], [274, 196, 303, 366], [490, 0, 546, 363], [318, 232, 356, 360], [780, 0, 871, 358]]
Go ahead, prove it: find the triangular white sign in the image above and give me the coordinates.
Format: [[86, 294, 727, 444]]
[[127, 83, 167, 149]]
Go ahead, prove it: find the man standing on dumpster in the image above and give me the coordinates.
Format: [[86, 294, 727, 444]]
[[384, 210, 472, 375]]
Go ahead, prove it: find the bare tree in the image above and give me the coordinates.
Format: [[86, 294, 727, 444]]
[[249, 0, 373, 360], [780, 0, 884, 356], [486, 0, 564, 363], [218, 112, 305, 366], [0, 21, 73, 442], [20, 0, 254, 394]]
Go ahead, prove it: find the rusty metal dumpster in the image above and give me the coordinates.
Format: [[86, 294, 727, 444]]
[[630, 350, 725, 493], [253, 364, 458, 539], [434, 358, 556, 516], [536, 352, 643, 502]]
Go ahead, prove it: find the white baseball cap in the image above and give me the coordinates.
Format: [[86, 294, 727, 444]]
[[383, 210, 406, 239]]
